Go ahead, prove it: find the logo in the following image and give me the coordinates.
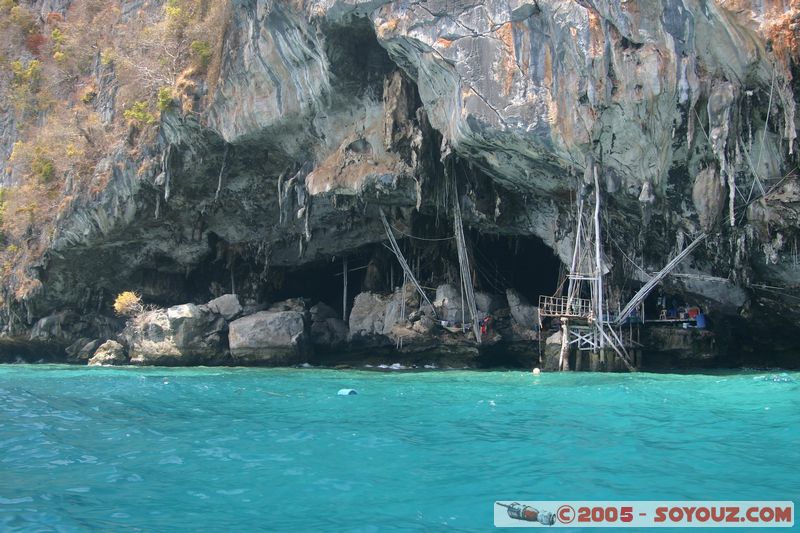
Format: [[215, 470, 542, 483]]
[[494, 501, 794, 528]]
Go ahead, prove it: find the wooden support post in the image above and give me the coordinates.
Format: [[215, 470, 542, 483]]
[[589, 351, 602, 371], [342, 256, 348, 321], [559, 318, 570, 371]]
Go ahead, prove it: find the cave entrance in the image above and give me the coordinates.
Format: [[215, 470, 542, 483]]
[[468, 232, 561, 304], [266, 250, 373, 319]]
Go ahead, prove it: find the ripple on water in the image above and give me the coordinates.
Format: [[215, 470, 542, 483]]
[[0, 366, 798, 530]]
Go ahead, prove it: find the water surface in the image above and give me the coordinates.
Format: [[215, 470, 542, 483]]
[[1, 366, 798, 531]]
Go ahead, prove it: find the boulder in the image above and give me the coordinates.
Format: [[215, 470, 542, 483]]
[[228, 310, 308, 364], [348, 292, 390, 338], [124, 304, 227, 365], [30, 311, 121, 349], [88, 340, 127, 366], [434, 284, 464, 322], [268, 298, 307, 313], [66, 338, 102, 363], [310, 317, 348, 349], [309, 302, 347, 348], [310, 302, 339, 321], [30, 311, 79, 346], [543, 330, 563, 371], [506, 289, 540, 330], [412, 315, 437, 335], [475, 292, 506, 314], [382, 284, 420, 335], [206, 294, 243, 321]]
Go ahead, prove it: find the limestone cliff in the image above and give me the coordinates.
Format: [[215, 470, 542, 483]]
[[1, 0, 799, 367]]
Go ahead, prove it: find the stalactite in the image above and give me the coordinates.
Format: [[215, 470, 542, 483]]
[[214, 144, 229, 203], [162, 144, 173, 202]]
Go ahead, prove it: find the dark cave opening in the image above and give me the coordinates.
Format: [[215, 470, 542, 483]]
[[179, 224, 562, 323], [469, 232, 561, 303]]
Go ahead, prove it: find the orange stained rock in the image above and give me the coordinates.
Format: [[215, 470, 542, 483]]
[[587, 10, 605, 58], [543, 46, 553, 92], [435, 36, 454, 48], [496, 22, 517, 96], [376, 17, 400, 39]]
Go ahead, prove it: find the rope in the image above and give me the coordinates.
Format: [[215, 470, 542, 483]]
[[452, 179, 481, 343], [379, 209, 438, 317], [389, 224, 454, 242], [615, 232, 707, 324]]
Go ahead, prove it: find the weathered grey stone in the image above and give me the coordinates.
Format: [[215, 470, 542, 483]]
[[124, 304, 226, 365], [506, 289, 540, 330], [412, 315, 436, 335], [434, 284, 464, 322], [311, 317, 348, 348], [30, 311, 76, 345], [207, 294, 243, 321], [3, 0, 800, 369], [543, 330, 563, 372], [310, 302, 338, 321], [475, 292, 506, 314], [68, 338, 103, 363], [268, 298, 307, 313], [348, 292, 390, 338], [692, 166, 725, 230], [382, 284, 420, 335], [88, 340, 127, 366], [229, 311, 308, 363], [64, 337, 92, 357]]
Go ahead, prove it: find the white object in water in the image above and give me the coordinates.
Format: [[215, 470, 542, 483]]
[[337, 389, 358, 396], [532, 368, 541, 376]]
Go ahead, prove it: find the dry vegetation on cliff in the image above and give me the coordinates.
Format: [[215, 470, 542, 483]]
[[0, 0, 230, 300]]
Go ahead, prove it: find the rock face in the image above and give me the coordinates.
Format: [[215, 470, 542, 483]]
[[434, 284, 464, 322], [228, 311, 308, 364], [123, 304, 227, 365], [506, 290, 540, 330], [206, 294, 243, 321], [310, 303, 348, 350], [88, 340, 127, 366], [348, 292, 391, 340], [1, 1, 799, 367]]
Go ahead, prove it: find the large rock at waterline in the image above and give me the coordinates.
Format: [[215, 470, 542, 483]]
[[311, 317, 348, 349], [66, 338, 101, 363], [543, 330, 564, 372], [434, 284, 464, 322], [124, 304, 227, 365], [382, 284, 420, 335], [348, 292, 390, 338], [228, 311, 308, 363], [88, 340, 127, 366], [309, 302, 348, 349], [206, 294, 243, 321], [506, 289, 540, 330]]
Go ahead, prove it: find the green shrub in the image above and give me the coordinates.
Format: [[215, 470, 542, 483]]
[[50, 27, 65, 45], [30, 150, 55, 183], [190, 39, 212, 68], [81, 89, 97, 104], [9, 5, 36, 34], [11, 59, 41, 87], [100, 48, 114, 66], [123, 101, 157, 125], [157, 86, 174, 112]]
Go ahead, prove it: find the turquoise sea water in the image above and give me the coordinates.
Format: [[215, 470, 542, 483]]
[[0, 366, 798, 532]]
